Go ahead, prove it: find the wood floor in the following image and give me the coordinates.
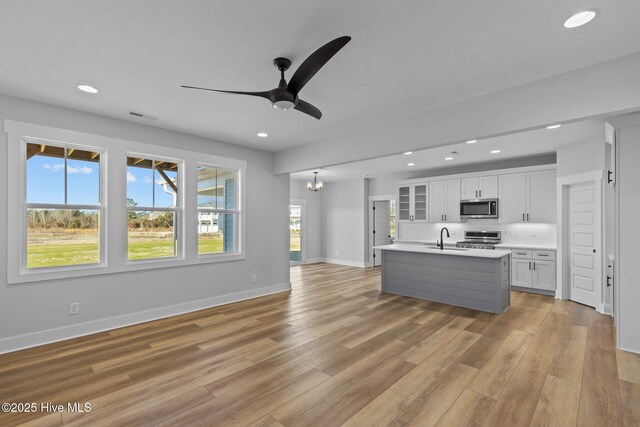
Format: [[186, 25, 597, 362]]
[[1, 263, 639, 426]]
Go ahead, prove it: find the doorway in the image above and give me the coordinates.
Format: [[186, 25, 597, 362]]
[[369, 196, 396, 267], [568, 181, 601, 307], [290, 201, 305, 265], [558, 171, 603, 311]]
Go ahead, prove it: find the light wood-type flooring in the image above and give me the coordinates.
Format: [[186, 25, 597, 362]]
[[1, 263, 639, 426]]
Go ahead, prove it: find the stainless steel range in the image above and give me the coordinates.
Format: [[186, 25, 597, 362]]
[[456, 230, 502, 249]]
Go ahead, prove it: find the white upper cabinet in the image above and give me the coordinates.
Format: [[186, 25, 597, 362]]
[[479, 175, 498, 198], [429, 179, 460, 222], [398, 183, 428, 222], [499, 173, 527, 223], [461, 175, 498, 199], [527, 170, 556, 223], [499, 170, 556, 223]]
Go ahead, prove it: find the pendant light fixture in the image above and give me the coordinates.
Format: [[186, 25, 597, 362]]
[[307, 171, 323, 192]]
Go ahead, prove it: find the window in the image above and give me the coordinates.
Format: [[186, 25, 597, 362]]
[[24, 139, 103, 269], [197, 165, 239, 255], [126, 156, 181, 260], [7, 120, 247, 284]]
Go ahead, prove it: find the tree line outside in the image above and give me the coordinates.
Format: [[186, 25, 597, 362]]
[[26, 199, 223, 269]]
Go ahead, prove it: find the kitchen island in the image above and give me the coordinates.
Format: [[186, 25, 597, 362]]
[[377, 244, 512, 314]]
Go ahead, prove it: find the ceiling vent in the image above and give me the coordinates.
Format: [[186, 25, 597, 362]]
[[129, 111, 159, 120]]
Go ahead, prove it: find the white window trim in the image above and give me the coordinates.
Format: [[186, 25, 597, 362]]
[[5, 119, 247, 284], [21, 137, 107, 274]]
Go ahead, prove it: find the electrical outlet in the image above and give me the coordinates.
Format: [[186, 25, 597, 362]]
[[251, 274, 257, 283], [69, 302, 80, 315]]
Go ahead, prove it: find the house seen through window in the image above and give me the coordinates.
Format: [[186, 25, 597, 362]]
[[197, 165, 238, 254]]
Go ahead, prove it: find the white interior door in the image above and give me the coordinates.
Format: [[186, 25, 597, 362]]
[[373, 201, 392, 267], [569, 182, 601, 308]]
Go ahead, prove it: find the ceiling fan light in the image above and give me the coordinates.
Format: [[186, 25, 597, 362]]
[[273, 100, 295, 111]]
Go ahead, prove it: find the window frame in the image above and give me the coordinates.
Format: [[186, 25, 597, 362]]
[[196, 163, 241, 257], [5, 120, 247, 285], [125, 153, 184, 263], [21, 137, 107, 273]]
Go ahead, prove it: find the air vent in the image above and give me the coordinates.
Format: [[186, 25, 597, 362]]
[[129, 111, 159, 121]]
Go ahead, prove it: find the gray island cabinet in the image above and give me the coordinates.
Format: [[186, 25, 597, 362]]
[[377, 244, 511, 314]]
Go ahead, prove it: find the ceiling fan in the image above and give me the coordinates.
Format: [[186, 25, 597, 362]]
[[181, 36, 351, 120]]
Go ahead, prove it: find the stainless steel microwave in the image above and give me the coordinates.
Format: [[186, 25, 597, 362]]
[[460, 198, 499, 219]]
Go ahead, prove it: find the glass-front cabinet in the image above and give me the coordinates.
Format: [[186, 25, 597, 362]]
[[397, 183, 427, 222]]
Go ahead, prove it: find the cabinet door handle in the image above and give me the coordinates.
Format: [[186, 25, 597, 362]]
[[523, 213, 525, 221], [475, 190, 478, 197], [527, 213, 530, 222], [537, 253, 549, 257], [533, 262, 536, 270], [529, 261, 531, 270], [445, 214, 447, 221], [479, 190, 482, 197]]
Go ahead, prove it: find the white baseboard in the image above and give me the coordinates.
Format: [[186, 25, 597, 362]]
[[303, 258, 325, 264], [603, 304, 613, 316], [0, 282, 291, 355], [323, 258, 367, 268]]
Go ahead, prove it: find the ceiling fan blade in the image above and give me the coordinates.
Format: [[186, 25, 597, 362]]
[[287, 36, 351, 95], [294, 99, 322, 120], [181, 85, 271, 99]]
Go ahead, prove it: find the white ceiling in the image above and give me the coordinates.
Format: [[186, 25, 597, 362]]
[[290, 119, 604, 181], [0, 1, 639, 153]]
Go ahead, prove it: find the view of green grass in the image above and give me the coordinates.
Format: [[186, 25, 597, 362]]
[[27, 240, 100, 268], [198, 233, 224, 255], [26, 230, 228, 268]]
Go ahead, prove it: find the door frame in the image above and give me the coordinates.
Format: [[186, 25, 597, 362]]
[[368, 194, 395, 267], [290, 199, 307, 265], [556, 170, 604, 313]]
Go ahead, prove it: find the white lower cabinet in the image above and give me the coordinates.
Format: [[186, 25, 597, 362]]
[[512, 258, 533, 288], [532, 260, 556, 291], [508, 248, 556, 292]]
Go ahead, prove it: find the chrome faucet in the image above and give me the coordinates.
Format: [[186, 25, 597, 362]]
[[438, 227, 450, 250]]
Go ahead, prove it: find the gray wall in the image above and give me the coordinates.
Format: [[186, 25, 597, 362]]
[[556, 137, 605, 177], [321, 178, 368, 266], [0, 94, 290, 351], [614, 118, 640, 353]]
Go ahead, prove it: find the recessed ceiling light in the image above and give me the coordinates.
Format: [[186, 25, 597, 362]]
[[407, 163, 416, 166], [77, 84, 98, 94], [546, 124, 562, 129], [490, 150, 501, 154], [404, 151, 413, 155], [257, 132, 269, 138], [466, 140, 477, 144], [445, 157, 454, 161], [564, 10, 597, 28]]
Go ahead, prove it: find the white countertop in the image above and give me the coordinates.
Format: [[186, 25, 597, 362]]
[[393, 239, 458, 247], [376, 243, 512, 259], [495, 243, 557, 251]]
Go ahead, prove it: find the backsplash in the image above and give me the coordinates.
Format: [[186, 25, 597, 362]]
[[398, 220, 557, 247]]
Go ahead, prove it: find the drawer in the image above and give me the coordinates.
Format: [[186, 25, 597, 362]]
[[533, 250, 556, 261], [511, 249, 532, 259]]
